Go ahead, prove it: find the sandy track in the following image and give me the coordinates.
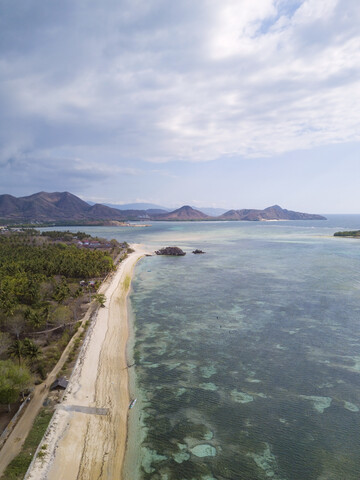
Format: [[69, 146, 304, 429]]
[[25, 245, 147, 480], [0, 285, 98, 477]]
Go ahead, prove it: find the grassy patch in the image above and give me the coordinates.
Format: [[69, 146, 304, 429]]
[[59, 317, 92, 377], [0, 408, 53, 480], [124, 275, 131, 291]]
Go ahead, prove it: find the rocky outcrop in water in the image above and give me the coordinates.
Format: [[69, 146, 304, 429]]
[[155, 247, 186, 256], [192, 249, 206, 254]]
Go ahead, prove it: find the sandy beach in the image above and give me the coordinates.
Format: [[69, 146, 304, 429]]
[[24, 244, 148, 480]]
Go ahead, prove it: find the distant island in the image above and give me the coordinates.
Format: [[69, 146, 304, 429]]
[[156, 204, 326, 221], [334, 230, 360, 238], [0, 191, 326, 225]]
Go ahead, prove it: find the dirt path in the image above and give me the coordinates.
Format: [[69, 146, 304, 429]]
[[24, 245, 147, 480], [0, 290, 98, 477]]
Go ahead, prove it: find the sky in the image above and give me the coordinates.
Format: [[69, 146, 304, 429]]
[[0, 0, 360, 213]]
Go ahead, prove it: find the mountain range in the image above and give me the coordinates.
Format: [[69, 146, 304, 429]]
[[0, 192, 326, 223], [94, 202, 227, 216], [88, 202, 170, 214], [0, 192, 144, 222], [154, 205, 326, 221]]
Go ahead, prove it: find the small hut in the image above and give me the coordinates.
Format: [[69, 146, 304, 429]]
[[50, 377, 68, 391]]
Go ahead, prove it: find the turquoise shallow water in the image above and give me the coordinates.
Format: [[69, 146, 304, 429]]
[[42, 217, 360, 479]]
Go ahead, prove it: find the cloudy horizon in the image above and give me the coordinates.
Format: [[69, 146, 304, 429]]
[[1, 0, 360, 213]]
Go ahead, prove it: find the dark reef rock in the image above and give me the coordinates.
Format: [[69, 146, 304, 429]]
[[155, 246, 186, 256], [192, 249, 206, 254]]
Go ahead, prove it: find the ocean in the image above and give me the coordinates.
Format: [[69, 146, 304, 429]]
[[43, 216, 360, 480]]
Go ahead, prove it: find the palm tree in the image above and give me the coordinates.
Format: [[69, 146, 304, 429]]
[[25, 309, 43, 329], [8, 339, 26, 366], [23, 338, 42, 362], [94, 293, 106, 308]]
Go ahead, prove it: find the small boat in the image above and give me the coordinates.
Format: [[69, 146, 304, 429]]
[[129, 398, 137, 409]]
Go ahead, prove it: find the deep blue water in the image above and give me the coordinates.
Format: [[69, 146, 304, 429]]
[[41, 216, 360, 479]]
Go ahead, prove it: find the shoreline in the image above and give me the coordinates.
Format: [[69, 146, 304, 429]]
[[25, 244, 148, 480], [123, 294, 148, 480]]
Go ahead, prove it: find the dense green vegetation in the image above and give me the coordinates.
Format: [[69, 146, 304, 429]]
[[0, 219, 119, 227], [334, 230, 360, 237], [0, 237, 114, 284], [0, 230, 126, 414], [0, 361, 32, 410]]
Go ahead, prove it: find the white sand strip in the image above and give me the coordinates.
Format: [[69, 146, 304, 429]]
[[25, 244, 148, 480]]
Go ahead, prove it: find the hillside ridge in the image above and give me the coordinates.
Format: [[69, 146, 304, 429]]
[[0, 192, 326, 223]]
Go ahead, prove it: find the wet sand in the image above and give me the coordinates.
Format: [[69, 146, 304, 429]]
[[25, 245, 148, 480]]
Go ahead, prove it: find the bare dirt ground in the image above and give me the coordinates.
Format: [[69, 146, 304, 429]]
[[23, 245, 148, 480]]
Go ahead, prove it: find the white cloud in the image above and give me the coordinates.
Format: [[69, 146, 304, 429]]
[[292, 0, 338, 24], [1, 0, 360, 172], [207, 0, 277, 58]]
